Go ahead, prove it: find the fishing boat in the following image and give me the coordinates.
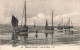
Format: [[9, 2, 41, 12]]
[[11, 0, 28, 38], [57, 18, 63, 32], [57, 23, 63, 30], [63, 18, 75, 35], [45, 20, 50, 33], [57, 18, 63, 30], [45, 11, 54, 30], [45, 20, 49, 30], [64, 18, 73, 29], [45, 11, 54, 33]]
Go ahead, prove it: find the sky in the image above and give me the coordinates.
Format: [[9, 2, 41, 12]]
[[0, 0, 80, 26]]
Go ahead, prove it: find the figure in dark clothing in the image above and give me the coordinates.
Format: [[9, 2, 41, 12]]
[[11, 15, 18, 28], [35, 30, 38, 38], [45, 33, 48, 39]]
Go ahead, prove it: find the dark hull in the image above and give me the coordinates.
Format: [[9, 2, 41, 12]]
[[14, 26, 28, 32], [45, 26, 54, 30], [64, 26, 73, 29], [57, 26, 63, 30]]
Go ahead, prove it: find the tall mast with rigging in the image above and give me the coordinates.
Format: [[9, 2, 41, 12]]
[[24, 0, 27, 26]]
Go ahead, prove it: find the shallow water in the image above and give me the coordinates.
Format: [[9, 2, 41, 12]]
[[0, 29, 80, 47]]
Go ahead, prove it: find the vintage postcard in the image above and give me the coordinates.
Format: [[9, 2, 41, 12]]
[[0, 0, 80, 50]]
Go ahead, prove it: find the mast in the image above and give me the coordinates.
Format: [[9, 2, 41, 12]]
[[52, 11, 53, 27], [24, 0, 27, 26]]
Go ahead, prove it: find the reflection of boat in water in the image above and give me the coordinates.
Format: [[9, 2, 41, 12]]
[[45, 11, 54, 41]]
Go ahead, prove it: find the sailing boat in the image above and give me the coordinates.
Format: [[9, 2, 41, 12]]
[[64, 18, 73, 29], [64, 18, 75, 35], [45, 20, 49, 30], [12, 0, 28, 36], [57, 18, 63, 30], [45, 11, 54, 30]]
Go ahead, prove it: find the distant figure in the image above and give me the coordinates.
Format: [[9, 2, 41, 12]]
[[35, 34, 38, 38], [11, 15, 18, 28], [71, 30, 73, 35], [35, 30, 38, 38], [45, 33, 48, 39], [26, 33, 28, 38]]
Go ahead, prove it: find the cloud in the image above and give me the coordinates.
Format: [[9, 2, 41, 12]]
[[0, 11, 80, 26], [26, 11, 80, 26]]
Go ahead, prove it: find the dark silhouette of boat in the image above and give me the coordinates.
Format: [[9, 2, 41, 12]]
[[11, 0, 28, 39], [45, 11, 54, 30], [45, 20, 49, 30], [57, 18, 63, 30]]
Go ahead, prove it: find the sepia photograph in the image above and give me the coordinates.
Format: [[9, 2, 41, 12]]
[[0, 0, 80, 50]]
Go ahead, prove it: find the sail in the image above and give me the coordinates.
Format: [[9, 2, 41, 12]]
[[64, 18, 73, 29], [11, 15, 18, 27], [70, 20, 73, 28]]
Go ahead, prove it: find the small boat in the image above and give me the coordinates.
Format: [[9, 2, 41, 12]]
[[57, 18, 63, 32], [11, 0, 28, 37], [45, 20, 49, 30], [45, 11, 54, 30], [64, 18, 73, 29], [57, 20, 63, 30]]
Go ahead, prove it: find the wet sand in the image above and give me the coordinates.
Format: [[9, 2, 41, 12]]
[[0, 30, 80, 46]]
